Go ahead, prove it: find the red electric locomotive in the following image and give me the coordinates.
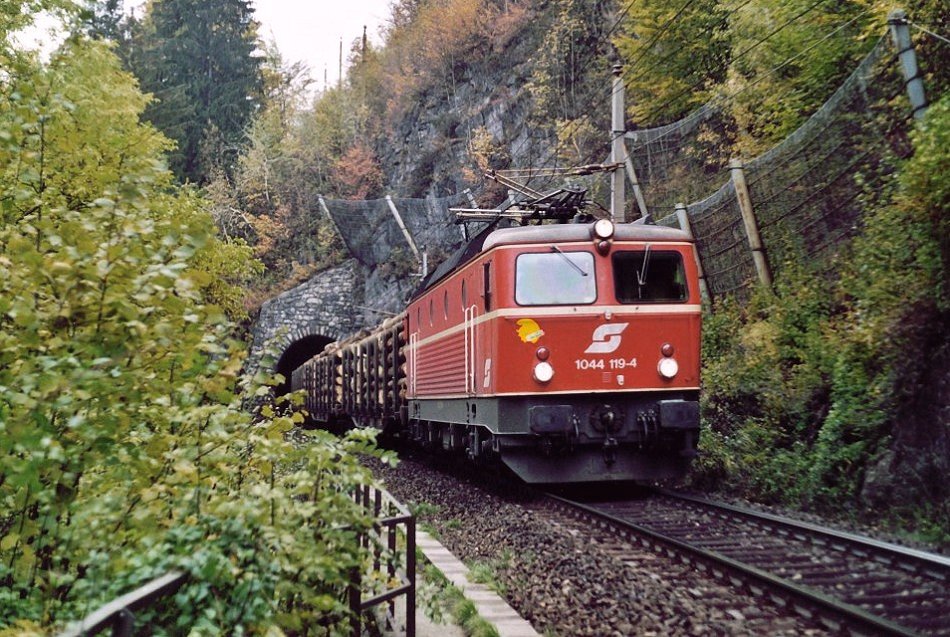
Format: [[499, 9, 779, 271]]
[[292, 188, 702, 484]]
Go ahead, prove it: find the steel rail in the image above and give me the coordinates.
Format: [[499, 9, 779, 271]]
[[548, 494, 922, 636], [657, 489, 950, 580]]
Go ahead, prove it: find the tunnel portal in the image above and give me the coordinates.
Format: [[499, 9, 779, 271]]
[[274, 334, 335, 396]]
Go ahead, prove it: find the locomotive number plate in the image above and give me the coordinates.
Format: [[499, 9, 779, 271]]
[[574, 358, 637, 370]]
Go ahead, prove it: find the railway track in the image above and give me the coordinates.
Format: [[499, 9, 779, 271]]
[[544, 490, 950, 636]]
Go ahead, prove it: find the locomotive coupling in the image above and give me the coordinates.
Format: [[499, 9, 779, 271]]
[[590, 404, 624, 434]]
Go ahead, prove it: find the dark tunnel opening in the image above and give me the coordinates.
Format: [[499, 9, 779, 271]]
[[274, 334, 335, 397]]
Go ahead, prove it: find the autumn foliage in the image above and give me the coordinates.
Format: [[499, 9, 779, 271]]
[[331, 142, 385, 200]]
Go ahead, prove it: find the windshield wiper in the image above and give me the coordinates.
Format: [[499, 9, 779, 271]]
[[637, 244, 652, 286], [551, 245, 588, 276]]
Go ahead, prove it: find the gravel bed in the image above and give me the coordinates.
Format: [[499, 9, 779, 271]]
[[367, 453, 829, 636]]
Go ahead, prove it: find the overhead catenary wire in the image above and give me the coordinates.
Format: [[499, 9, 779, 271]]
[[593, 8, 881, 222], [630, 0, 847, 128], [368, 0, 873, 223], [590, 6, 875, 183], [516, 0, 842, 201], [906, 20, 950, 46], [537, 0, 786, 170], [497, 0, 647, 185], [620, 8, 875, 158], [523, 0, 704, 176]]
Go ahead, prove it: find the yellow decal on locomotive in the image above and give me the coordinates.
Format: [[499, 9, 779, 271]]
[[516, 318, 545, 343]]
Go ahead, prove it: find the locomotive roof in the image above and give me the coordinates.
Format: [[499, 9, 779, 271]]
[[412, 220, 692, 300], [482, 221, 690, 249]]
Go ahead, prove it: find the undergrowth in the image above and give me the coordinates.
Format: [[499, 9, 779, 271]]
[[691, 96, 949, 545], [419, 563, 500, 637]]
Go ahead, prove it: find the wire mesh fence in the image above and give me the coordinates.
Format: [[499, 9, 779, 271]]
[[744, 36, 907, 284], [320, 192, 470, 268], [316, 23, 919, 305], [642, 31, 915, 300], [624, 103, 734, 217], [688, 181, 757, 300]]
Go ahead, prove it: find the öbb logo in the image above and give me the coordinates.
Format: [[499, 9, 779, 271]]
[[584, 323, 629, 354]]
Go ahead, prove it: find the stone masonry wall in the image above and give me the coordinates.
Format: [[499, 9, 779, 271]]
[[248, 259, 364, 373]]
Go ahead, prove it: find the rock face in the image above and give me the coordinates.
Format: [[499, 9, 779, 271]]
[[249, 1, 619, 377], [378, 24, 544, 198], [375, 1, 615, 199]]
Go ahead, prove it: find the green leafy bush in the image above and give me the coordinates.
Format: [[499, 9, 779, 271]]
[[0, 33, 393, 635], [694, 97, 949, 540]]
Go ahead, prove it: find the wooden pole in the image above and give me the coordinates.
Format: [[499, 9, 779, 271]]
[[729, 159, 772, 288], [675, 203, 711, 305]]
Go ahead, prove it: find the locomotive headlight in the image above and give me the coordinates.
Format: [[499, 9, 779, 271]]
[[593, 218, 615, 240], [657, 357, 679, 379], [533, 361, 555, 383]]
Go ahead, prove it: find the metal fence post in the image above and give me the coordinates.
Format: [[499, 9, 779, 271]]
[[349, 565, 361, 637], [729, 159, 772, 288], [675, 203, 711, 306], [406, 514, 416, 637], [611, 64, 627, 222], [888, 9, 928, 121]]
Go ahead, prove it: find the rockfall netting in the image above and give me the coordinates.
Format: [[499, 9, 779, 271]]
[[319, 33, 914, 303], [743, 37, 906, 282], [625, 103, 731, 216], [320, 192, 470, 268], [651, 35, 911, 299]]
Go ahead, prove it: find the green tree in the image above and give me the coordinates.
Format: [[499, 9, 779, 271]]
[[76, 0, 124, 41], [613, 0, 731, 123], [0, 32, 384, 633], [129, 0, 263, 184], [203, 51, 350, 307]]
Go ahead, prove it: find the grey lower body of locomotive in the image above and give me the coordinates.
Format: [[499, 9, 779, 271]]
[[406, 391, 700, 483]]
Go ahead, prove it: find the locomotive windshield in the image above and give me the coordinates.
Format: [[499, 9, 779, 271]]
[[613, 250, 688, 303], [516, 250, 596, 305]]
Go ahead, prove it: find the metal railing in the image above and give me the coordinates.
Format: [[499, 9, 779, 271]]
[[56, 486, 416, 637], [56, 571, 188, 637], [351, 484, 417, 637]]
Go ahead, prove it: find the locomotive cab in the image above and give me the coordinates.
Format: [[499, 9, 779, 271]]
[[405, 218, 702, 483]]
